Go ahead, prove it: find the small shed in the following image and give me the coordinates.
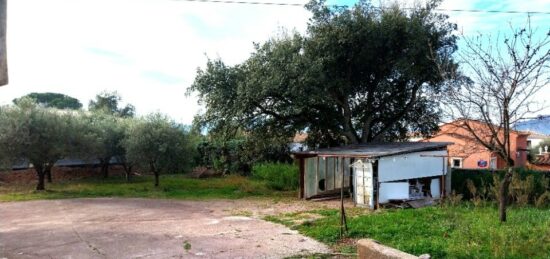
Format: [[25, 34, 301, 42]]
[[293, 142, 451, 209]]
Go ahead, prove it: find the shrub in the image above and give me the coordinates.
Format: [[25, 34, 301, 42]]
[[252, 162, 299, 191], [452, 168, 550, 207]]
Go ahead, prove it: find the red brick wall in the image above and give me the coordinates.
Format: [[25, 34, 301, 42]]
[[0, 165, 126, 184], [425, 120, 528, 169]]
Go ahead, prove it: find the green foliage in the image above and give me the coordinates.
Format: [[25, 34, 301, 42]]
[[123, 113, 195, 185], [83, 112, 126, 160], [196, 136, 291, 175], [190, 0, 458, 147], [183, 241, 192, 251], [0, 175, 292, 201], [88, 91, 135, 118], [13, 92, 83, 110], [0, 99, 86, 189], [252, 163, 299, 191], [451, 168, 550, 207], [271, 205, 550, 258]]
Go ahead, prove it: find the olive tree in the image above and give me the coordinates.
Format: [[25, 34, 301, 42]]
[[123, 113, 191, 187], [0, 99, 79, 190], [84, 112, 125, 178], [118, 117, 138, 182]]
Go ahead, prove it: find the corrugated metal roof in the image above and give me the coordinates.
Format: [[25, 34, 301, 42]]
[[293, 142, 451, 158]]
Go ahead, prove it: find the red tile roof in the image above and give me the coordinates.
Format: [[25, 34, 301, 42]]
[[534, 153, 550, 165]]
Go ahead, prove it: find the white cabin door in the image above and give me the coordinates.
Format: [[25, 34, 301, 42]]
[[354, 161, 374, 209]]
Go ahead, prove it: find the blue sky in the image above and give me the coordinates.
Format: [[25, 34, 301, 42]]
[[0, 0, 548, 124]]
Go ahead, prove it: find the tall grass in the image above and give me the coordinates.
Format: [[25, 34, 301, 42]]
[[252, 162, 299, 191], [271, 204, 550, 258]]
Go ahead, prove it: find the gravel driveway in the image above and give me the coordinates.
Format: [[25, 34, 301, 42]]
[[0, 198, 330, 258]]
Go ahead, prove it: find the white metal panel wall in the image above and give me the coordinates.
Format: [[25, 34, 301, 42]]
[[378, 182, 409, 203], [378, 150, 447, 182], [354, 162, 374, 209], [430, 178, 441, 199]]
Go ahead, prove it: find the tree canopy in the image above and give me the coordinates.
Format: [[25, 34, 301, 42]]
[[189, 0, 458, 146], [13, 92, 83, 110], [123, 113, 193, 186], [0, 99, 83, 190], [88, 91, 135, 118]]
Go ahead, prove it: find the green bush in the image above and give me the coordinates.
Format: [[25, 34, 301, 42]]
[[451, 168, 550, 206], [252, 163, 299, 191]]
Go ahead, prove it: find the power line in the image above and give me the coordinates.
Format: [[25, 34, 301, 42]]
[[172, 0, 550, 15], [173, 0, 303, 6]]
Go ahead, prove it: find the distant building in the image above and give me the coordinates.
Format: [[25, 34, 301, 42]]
[[424, 120, 528, 170], [531, 146, 550, 172], [524, 131, 549, 149], [290, 132, 308, 152]]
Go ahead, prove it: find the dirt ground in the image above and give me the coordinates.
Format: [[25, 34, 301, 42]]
[[0, 198, 341, 259]]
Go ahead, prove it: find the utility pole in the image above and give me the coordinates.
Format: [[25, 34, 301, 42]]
[[0, 0, 7, 86]]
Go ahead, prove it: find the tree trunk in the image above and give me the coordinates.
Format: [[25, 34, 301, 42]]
[[124, 165, 132, 182], [499, 168, 513, 222], [101, 158, 109, 178], [35, 167, 46, 191], [154, 171, 159, 187], [45, 164, 53, 183]]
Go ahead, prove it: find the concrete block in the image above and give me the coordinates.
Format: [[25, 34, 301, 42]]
[[357, 239, 429, 259]]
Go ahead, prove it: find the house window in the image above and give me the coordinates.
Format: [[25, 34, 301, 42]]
[[527, 140, 532, 148], [451, 158, 463, 168]]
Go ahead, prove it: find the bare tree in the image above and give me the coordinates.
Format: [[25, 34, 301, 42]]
[[440, 18, 550, 222]]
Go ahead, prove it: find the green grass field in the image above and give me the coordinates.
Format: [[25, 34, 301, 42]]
[[0, 174, 295, 202], [266, 204, 550, 259]]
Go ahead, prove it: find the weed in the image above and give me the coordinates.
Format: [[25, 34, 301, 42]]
[[252, 163, 299, 191], [442, 191, 463, 207], [535, 191, 550, 208], [183, 240, 191, 251]]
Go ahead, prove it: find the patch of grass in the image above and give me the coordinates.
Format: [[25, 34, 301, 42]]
[[0, 174, 296, 202], [252, 163, 299, 191], [183, 240, 192, 251], [277, 204, 550, 258]]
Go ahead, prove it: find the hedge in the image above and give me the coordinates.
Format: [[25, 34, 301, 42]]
[[451, 168, 550, 200]]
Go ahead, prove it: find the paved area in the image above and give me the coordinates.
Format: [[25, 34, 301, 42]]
[[0, 198, 331, 259]]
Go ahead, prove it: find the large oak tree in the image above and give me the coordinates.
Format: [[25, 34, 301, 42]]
[[189, 0, 458, 146]]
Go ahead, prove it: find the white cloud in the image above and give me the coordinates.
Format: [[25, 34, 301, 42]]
[[1, 0, 310, 124], [1, 0, 548, 124]]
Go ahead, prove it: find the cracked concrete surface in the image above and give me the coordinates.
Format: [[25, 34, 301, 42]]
[[0, 198, 330, 259]]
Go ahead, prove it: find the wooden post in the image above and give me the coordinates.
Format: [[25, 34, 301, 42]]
[[375, 181, 380, 210], [299, 158, 305, 199], [340, 156, 348, 237]]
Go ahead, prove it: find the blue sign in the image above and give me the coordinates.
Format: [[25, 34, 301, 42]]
[[478, 160, 488, 168]]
